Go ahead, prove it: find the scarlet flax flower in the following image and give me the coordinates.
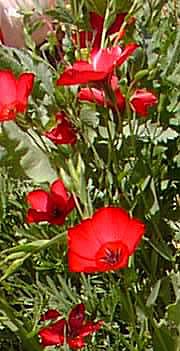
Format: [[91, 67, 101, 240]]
[[26, 178, 75, 225], [45, 112, 77, 145], [0, 70, 34, 121], [78, 75, 125, 111], [68, 207, 145, 273], [130, 89, 158, 117], [38, 303, 103, 349], [57, 43, 138, 86]]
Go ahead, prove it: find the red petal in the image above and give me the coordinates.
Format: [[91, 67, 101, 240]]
[[89, 12, 104, 49], [79, 320, 103, 337], [78, 86, 125, 111], [65, 195, 76, 215], [57, 61, 107, 85], [38, 319, 66, 347], [26, 209, 50, 223], [0, 70, 16, 105], [68, 218, 102, 260], [26, 190, 50, 212], [40, 309, 61, 321], [72, 31, 93, 48], [16, 73, 35, 113], [91, 47, 122, 72], [68, 251, 97, 273], [123, 217, 145, 255], [78, 88, 106, 106], [107, 13, 127, 34], [68, 336, 85, 349], [45, 119, 77, 145], [68, 304, 85, 332], [116, 43, 138, 66], [50, 179, 69, 207], [90, 12, 104, 31], [130, 89, 158, 117]]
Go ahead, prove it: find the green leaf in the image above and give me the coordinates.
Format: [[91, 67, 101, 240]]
[[167, 300, 180, 327], [80, 106, 99, 128], [152, 321, 177, 351], [0, 122, 57, 182], [146, 279, 161, 307]]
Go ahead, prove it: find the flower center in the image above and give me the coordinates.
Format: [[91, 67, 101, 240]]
[[101, 247, 121, 265], [52, 207, 62, 218], [95, 240, 129, 272]]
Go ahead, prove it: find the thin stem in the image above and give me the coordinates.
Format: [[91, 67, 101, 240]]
[[72, 191, 84, 218]]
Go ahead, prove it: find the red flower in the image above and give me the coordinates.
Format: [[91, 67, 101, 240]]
[[68, 207, 145, 273], [0, 70, 34, 121], [130, 89, 158, 117], [72, 12, 127, 50], [26, 179, 75, 225], [40, 309, 61, 321], [57, 43, 138, 86], [45, 112, 77, 145], [38, 303, 103, 349], [78, 75, 125, 111]]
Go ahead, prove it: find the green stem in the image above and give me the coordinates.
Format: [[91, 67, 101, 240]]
[[72, 191, 84, 218]]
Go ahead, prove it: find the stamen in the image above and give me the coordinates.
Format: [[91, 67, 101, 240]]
[[100, 247, 121, 265]]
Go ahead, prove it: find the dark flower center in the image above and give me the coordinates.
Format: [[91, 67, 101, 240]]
[[95, 240, 129, 271], [100, 247, 121, 265], [52, 207, 62, 218]]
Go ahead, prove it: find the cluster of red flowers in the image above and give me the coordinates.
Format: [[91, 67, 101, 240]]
[[38, 304, 103, 349], [56, 11, 157, 118], [0, 8, 153, 350]]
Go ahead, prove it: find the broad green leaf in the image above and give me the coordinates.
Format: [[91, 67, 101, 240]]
[[0, 122, 57, 182]]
